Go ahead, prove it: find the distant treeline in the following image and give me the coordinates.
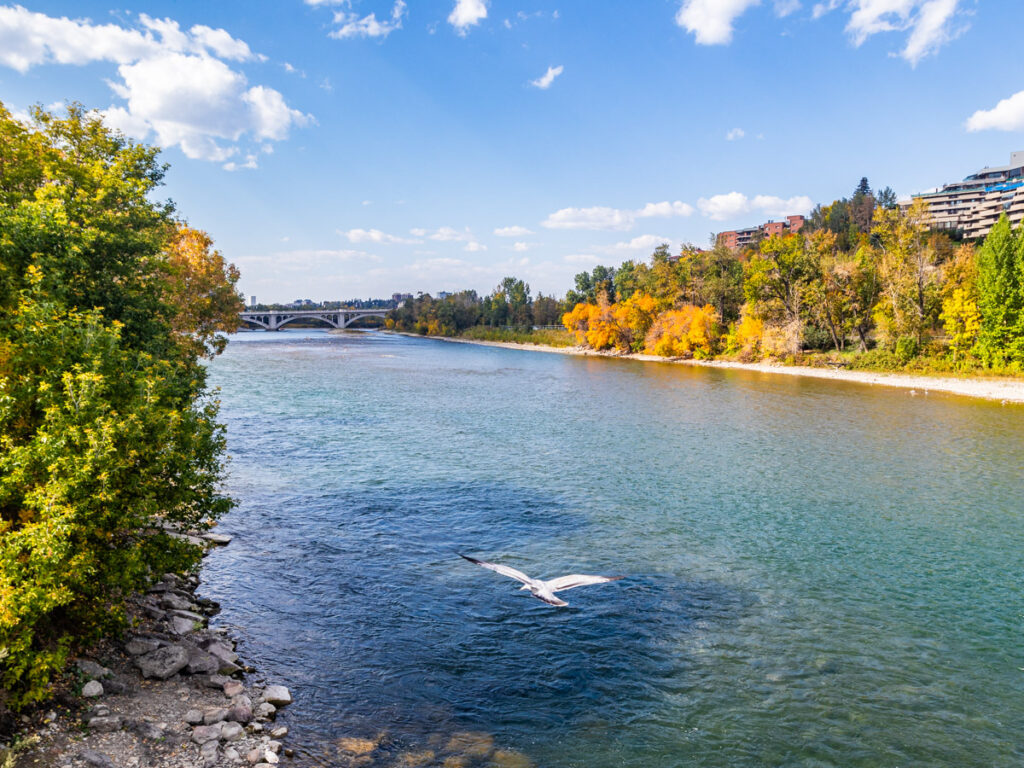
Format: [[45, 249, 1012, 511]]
[[388, 179, 1024, 373]]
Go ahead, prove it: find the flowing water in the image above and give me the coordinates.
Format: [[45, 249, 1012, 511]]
[[202, 329, 1024, 767]]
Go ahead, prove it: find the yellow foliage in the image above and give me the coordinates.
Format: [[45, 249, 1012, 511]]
[[643, 305, 719, 358], [941, 287, 981, 362]]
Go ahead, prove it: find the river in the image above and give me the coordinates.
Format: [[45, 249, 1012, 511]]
[[202, 329, 1024, 767]]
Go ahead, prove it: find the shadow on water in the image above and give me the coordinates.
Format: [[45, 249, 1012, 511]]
[[202, 480, 752, 765]]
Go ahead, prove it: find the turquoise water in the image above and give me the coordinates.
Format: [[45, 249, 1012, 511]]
[[203, 329, 1024, 767]]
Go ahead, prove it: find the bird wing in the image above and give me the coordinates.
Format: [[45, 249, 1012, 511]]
[[459, 554, 533, 585], [546, 574, 624, 593], [532, 591, 569, 607]]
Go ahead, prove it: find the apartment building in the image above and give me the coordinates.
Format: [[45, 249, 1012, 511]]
[[912, 151, 1024, 238], [717, 214, 805, 250]]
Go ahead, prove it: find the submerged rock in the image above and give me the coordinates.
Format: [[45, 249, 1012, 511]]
[[489, 749, 534, 768], [336, 737, 377, 756], [445, 731, 494, 759]]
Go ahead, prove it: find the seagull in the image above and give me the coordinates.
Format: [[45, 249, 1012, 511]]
[[459, 554, 623, 607]]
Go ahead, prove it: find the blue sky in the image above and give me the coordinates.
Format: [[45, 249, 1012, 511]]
[[2, 0, 1023, 302]]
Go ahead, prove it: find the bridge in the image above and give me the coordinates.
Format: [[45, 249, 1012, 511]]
[[239, 308, 388, 331]]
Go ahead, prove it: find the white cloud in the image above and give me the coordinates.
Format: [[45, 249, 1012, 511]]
[[966, 91, 1024, 133], [341, 228, 421, 244], [412, 226, 477, 242], [675, 0, 761, 45], [564, 253, 599, 264], [0, 6, 308, 166], [543, 200, 694, 231], [530, 65, 564, 89], [449, 0, 488, 35], [774, 0, 802, 16], [846, 0, 963, 65], [697, 192, 813, 221], [726, 127, 745, 141], [330, 1, 407, 39], [605, 235, 674, 252], [464, 241, 487, 252], [494, 225, 534, 237], [511, 242, 533, 252]]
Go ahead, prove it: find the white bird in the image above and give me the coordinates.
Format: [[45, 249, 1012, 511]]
[[459, 554, 623, 607]]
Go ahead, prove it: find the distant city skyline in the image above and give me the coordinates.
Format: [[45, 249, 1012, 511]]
[[2, 1, 1023, 301]]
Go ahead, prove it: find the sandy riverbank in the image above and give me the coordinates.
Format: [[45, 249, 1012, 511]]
[[414, 335, 1024, 404]]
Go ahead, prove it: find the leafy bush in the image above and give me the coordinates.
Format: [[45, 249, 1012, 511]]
[[0, 103, 239, 710]]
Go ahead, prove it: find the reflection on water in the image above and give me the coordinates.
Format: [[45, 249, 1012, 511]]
[[203, 330, 1024, 768]]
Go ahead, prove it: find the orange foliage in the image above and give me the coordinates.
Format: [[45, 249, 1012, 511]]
[[643, 304, 719, 358], [563, 292, 660, 352]]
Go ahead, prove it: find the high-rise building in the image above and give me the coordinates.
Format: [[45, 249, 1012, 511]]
[[912, 151, 1024, 238], [250, 295, 257, 308], [717, 214, 805, 250]]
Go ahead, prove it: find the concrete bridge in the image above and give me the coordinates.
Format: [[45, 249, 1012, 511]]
[[239, 308, 388, 331]]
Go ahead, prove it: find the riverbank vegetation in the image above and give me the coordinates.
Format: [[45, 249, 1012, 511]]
[[0, 103, 241, 716], [387, 179, 1024, 375]]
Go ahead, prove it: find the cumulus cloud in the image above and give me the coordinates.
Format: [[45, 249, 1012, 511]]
[[511, 242, 533, 252], [494, 225, 534, 237], [449, 0, 488, 35], [697, 192, 813, 221], [675, 0, 761, 45], [542, 200, 694, 231], [726, 127, 745, 141], [464, 241, 487, 252], [411, 226, 477, 242], [0, 6, 308, 167], [966, 91, 1024, 132], [329, 0, 407, 40], [530, 65, 564, 89], [341, 228, 422, 244]]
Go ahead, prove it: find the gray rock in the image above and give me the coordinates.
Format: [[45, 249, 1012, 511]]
[[101, 675, 129, 695], [221, 722, 244, 741], [218, 660, 243, 676], [203, 708, 229, 725], [86, 715, 123, 733], [125, 638, 161, 656], [136, 645, 189, 679], [159, 593, 193, 611], [203, 532, 233, 545], [224, 746, 241, 762], [249, 722, 263, 734], [185, 709, 204, 725], [222, 680, 244, 697], [226, 703, 252, 724], [76, 660, 112, 680], [81, 680, 104, 698], [266, 741, 282, 754], [191, 723, 223, 744], [263, 750, 280, 765], [254, 702, 276, 721], [187, 649, 221, 675], [131, 720, 166, 740], [261, 685, 292, 707], [200, 740, 220, 768], [205, 674, 230, 689], [168, 615, 198, 635], [79, 750, 115, 768], [169, 608, 205, 622], [269, 726, 288, 739], [207, 642, 240, 666]]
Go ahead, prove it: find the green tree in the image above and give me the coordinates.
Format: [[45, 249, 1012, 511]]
[[975, 214, 1024, 365]]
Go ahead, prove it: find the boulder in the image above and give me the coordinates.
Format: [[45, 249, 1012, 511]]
[[224, 747, 241, 763], [76, 660, 112, 680], [159, 593, 193, 611], [191, 723, 223, 744], [222, 680, 244, 697], [125, 638, 161, 656], [81, 681, 104, 698], [207, 641, 240, 666], [269, 726, 288, 739], [184, 709, 204, 725], [86, 716, 123, 733], [254, 703, 276, 721], [187, 649, 222, 675], [203, 708, 229, 725], [79, 750, 115, 768], [136, 645, 189, 679], [226, 703, 252, 724], [168, 616, 198, 636], [261, 685, 292, 707], [200, 740, 220, 768], [221, 722, 244, 742], [337, 738, 377, 756], [203, 532, 233, 546], [444, 732, 494, 759]]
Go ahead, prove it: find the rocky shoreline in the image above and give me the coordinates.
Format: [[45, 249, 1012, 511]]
[[10, 537, 295, 768]]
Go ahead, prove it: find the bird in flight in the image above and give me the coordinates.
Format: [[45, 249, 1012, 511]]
[[459, 553, 623, 607]]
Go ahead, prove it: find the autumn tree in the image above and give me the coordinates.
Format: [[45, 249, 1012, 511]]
[[975, 214, 1024, 365]]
